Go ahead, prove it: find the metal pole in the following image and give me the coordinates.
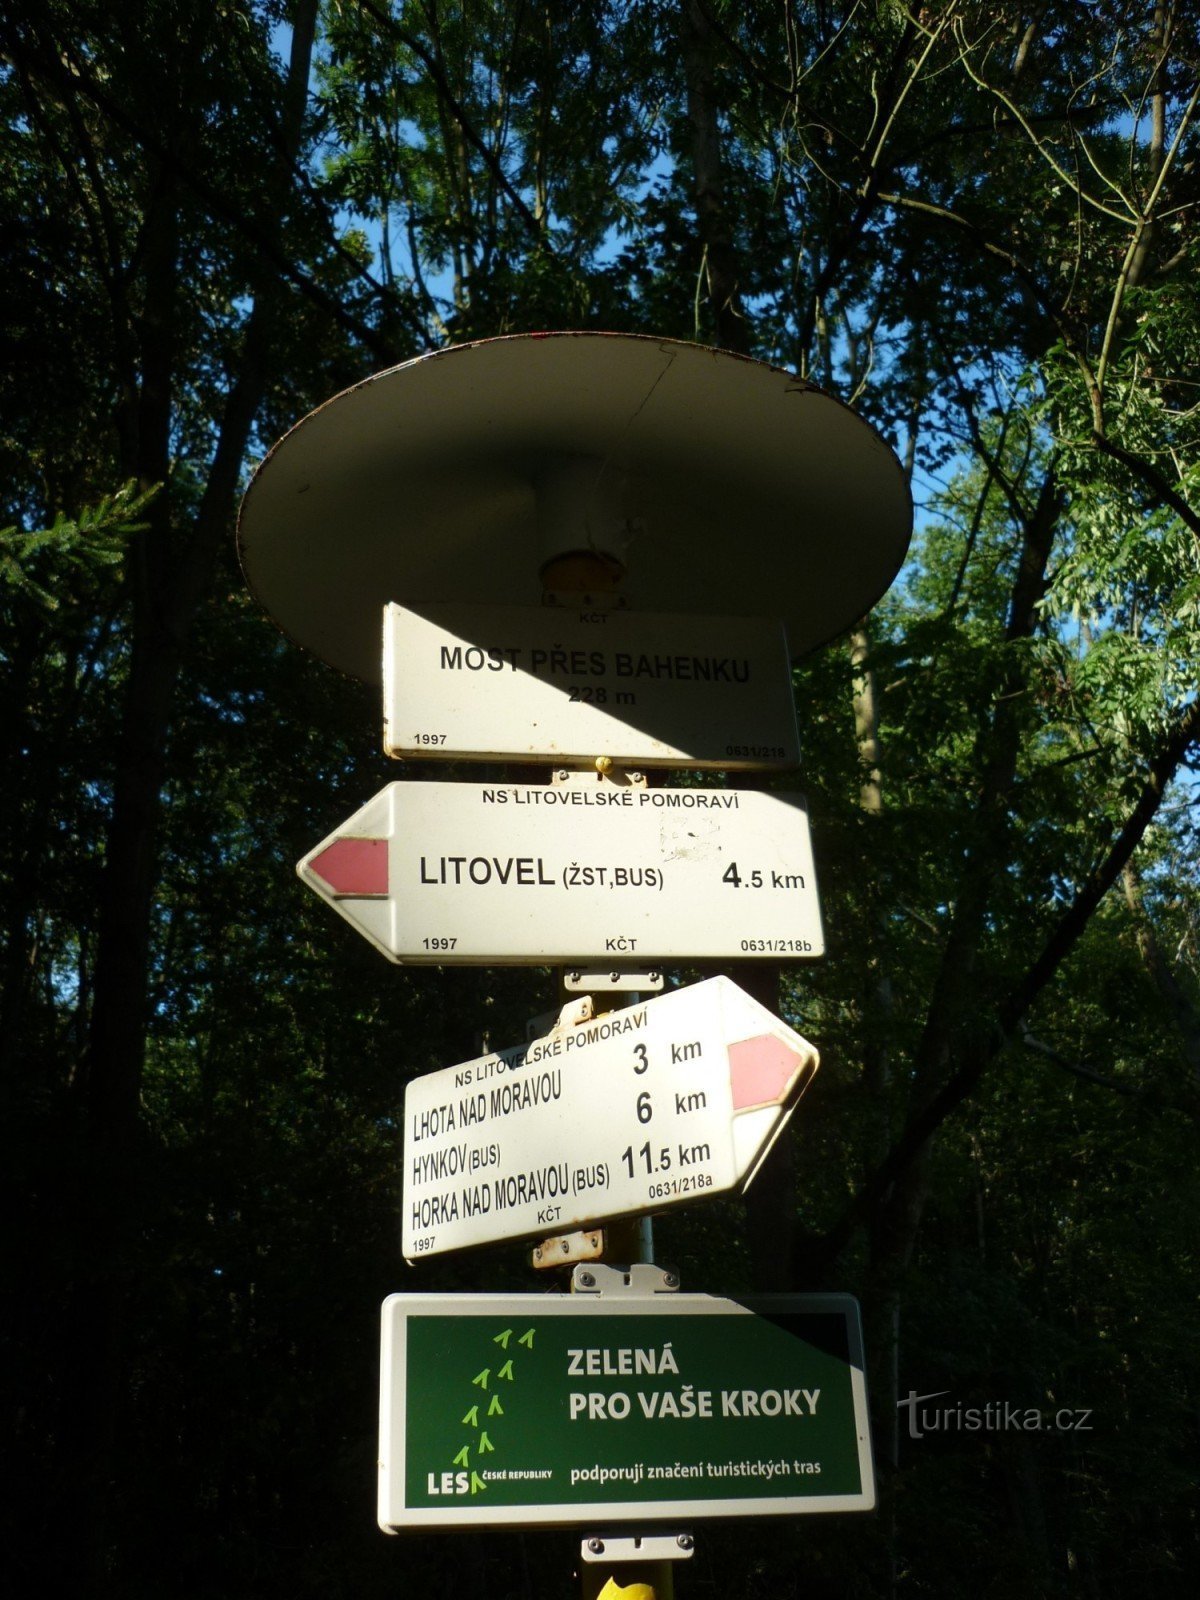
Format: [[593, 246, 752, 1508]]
[[575, 990, 674, 1600], [581, 1567, 669, 1600]]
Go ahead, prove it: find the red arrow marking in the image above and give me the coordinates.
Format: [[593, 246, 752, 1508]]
[[308, 837, 388, 896], [727, 1033, 806, 1111]]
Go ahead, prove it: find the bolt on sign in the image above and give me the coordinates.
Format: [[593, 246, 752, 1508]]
[[378, 1291, 874, 1531], [297, 781, 823, 966], [383, 601, 801, 769], [403, 976, 818, 1259]]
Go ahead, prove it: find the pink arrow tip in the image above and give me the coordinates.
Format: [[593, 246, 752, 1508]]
[[307, 837, 388, 896], [727, 1033, 812, 1111]]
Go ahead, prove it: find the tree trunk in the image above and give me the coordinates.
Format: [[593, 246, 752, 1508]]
[[680, 0, 748, 353], [850, 617, 908, 1595], [59, 8, 320, 1582], [1123, 861, 1200, 1091]]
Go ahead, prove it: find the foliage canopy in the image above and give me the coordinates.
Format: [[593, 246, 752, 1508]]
[[2, 3, 1197, 1595]]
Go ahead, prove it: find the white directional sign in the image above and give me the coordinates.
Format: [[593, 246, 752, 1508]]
[[297, 779, 823, 965], [402, 976, 818, 1258], [383, 601, 800, 768]]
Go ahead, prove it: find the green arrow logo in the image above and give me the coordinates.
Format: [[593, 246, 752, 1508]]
[[430, 1320, 542, 1504]]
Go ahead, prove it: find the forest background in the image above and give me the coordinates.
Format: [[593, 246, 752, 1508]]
[[2, 2, 1198, 1597]]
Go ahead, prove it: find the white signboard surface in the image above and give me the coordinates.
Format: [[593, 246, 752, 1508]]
[[297, 779, 823, 966], [383, 601, 800, 768], [402, 977, 818, 1258]]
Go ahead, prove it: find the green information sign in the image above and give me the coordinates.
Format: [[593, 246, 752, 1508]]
[[379, 1290, 874, 1531]]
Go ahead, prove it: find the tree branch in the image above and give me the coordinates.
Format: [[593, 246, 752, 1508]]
[[2, 15, 413, 361], [1020, 1025, 1199, 1117], [1089, 432, 1200, 541], [818, 690, 1200, 1265], [354, 0, 546, 243]]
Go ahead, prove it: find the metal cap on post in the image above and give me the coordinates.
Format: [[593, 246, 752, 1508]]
[[536, 454, 630, 588], [237, 332, 912, 683]]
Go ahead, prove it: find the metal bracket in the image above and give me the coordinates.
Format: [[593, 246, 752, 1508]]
[[571, 1261, 680, 1295], [562, 968, 664, 994], [542, 587, 633, 614], [581, 1531, 695, 1565], [525, 994, 594, 1042], [550, 764, 647, 790], [530, 1228, 605, 1269]]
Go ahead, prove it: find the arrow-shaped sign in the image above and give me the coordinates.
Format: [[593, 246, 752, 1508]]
[[402, 975, 818, 1259], [307, 836, 388, 896], [297, 779, 823, 966]]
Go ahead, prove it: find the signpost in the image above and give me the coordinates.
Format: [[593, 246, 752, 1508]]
[[378, 1288, 874, 1531], [383, 601, 800, 768], [402, 976, 818, 1258], [297, 779, 823, 965], [239, 333, 912, 1585]]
